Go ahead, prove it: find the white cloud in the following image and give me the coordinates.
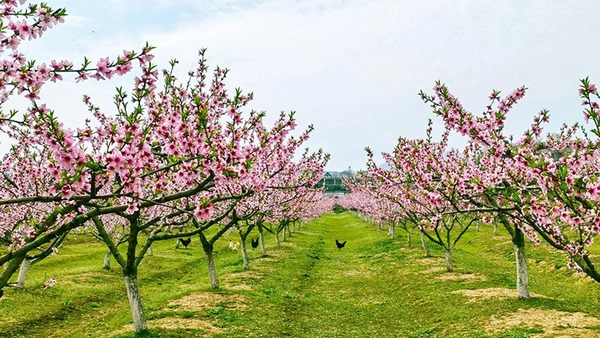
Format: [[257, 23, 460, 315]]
[[3, 0, 600, 170]]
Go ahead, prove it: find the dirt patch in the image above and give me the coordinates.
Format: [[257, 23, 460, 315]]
[[221, 270, 264, 290], [223, 270, 263, 280], [265, 250, 283, 258], [112, 292, 246, 336], [150, 317, 223, 334], [223, 283, 253, 291], [421, 266, 446, 274], [113, 317, 223, 336], [253, 264, 276, 273], [485, 308, 600, 337], [410, 257, 445, 267], [168, 291, 248, 311], [436, 272, 488, 282], [254, 256, 278, 264], [451, 288, 548, 302], [343, 268, 373, 278], [61, 271, 114, 286], [572, 272, 596, 285]]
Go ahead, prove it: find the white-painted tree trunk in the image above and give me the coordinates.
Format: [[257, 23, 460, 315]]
[[514, 243, 530, 299], [275, 231, 281, 247], [241, 239, 250, 269], [493, 223, 498, 236], [388, 223, 395, 239], [420, 232, 431, 257], [103, 251, 111, 270], [282, 227, 287, 241], [205, 249, 219, 289], [147, 245, 153, 256], [291, 222, 296, 233], [15, 258, 32, 289], [407, 231, 411, 247], [124, 275, 147, 332], [259, 227, 267, 256], [444, 247, 453, 272]]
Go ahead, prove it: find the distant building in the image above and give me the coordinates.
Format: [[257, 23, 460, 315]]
[[316, 167, 353, 193]]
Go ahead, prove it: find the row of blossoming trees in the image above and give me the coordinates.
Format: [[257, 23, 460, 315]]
[[0, 1, 332, 333], [340, 79, 600, 299]]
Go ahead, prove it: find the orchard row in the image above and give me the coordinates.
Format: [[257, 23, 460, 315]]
[[338, 77, 600, 299], [0, 1, 334, 333]]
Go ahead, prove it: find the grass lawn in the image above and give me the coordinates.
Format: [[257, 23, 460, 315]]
[[1, 212, 600, 337]]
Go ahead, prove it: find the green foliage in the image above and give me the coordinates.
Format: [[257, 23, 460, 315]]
[[332, 203, 346, 213]]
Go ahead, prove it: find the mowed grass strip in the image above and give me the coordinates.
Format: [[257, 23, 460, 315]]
[[2, 212, 600, 337]]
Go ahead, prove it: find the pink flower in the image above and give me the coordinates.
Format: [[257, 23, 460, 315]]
[[126, 204, 139, 215], [194, 203, 214, 222]]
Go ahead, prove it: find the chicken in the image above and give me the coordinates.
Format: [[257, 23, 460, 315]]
[[251, 237, 259, 249], [179, 237, 191, 249], [336, 239, 347, 250], [229, 240, 240, 251]]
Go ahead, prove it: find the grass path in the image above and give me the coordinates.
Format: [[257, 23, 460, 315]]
[[215, 212, 600, 337], [2, 212, 600, 337]]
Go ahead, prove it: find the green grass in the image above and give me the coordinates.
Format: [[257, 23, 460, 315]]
[[1, 212, 600, 337]]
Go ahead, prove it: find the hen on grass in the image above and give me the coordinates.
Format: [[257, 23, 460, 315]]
[[336, 239, 347, 250], [179, 237, 191, 249]]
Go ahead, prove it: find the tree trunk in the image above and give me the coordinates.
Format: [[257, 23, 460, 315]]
[[205, 246, 219, 289], [513, 228, 530, 299], [514, 244, 530, 299], [493, 223, 498, 236], [124, 274, 147, 332], [291, 222, 296, 233], [420, 231, 431, 257], [388, 223, 395, 239], [282, 226, 287, 242], [407, 231, 411, 247], [275, 231, 281, 247], [103, 251, 111, 270], [0, 256, 25, 292], [259, 226, 267, 256], [444, 247, 453, 272], [241, 239, 250, 269], [15, 258, 32, 289], [147, 245, 153, 256]]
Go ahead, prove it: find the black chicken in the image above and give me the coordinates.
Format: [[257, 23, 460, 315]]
[[335, 239, 346, 250], [251, 237, 259, 249], [179, 237, 191, 249]]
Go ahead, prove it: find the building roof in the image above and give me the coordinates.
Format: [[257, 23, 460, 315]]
[[323, 171, 351, 178]]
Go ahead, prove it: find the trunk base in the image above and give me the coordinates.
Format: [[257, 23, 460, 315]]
[[124, 275, 148, 332]]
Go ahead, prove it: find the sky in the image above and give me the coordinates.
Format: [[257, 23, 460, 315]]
[[9, 0, 600, 171]]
